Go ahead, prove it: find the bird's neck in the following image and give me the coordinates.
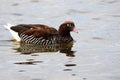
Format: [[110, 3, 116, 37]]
[[58, 26, 71, 37]]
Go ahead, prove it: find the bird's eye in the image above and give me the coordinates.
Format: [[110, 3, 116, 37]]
[[67, 24, 72, 27], [66, 23, 74, 28], [67, 24, 70, 27]]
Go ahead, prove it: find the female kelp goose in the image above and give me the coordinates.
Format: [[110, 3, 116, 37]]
[[10, 21, 78, 45]]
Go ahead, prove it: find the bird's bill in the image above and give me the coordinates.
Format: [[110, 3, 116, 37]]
[[73, 27, 78, 33]]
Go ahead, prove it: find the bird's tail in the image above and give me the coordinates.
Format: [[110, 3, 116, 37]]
[[3, 23, 21, 42]]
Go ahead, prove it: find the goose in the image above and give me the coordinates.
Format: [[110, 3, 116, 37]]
[[4, 21, 78, 45]]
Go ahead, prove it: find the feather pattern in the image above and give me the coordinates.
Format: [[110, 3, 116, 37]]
[[9, 21, 78, 45]]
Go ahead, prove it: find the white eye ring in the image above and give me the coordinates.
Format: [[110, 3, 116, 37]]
[[67, 24, 70, 26]]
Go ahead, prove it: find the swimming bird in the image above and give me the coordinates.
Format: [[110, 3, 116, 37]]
[[4, 21, 78, 45]]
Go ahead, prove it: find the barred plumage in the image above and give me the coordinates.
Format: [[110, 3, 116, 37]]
[[20, 33, 57, 45], [10, 21, 78, 45]]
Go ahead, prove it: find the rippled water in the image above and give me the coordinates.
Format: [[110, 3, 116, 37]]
[[0, 0, 120, 80]]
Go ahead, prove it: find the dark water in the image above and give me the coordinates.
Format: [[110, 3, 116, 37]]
[[0, 0, 120, 80]]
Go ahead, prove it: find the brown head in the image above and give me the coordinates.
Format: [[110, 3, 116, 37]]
[[58, 21, 78, 37]]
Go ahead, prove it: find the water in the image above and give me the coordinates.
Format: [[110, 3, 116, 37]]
[[0, 0, 120, 80]]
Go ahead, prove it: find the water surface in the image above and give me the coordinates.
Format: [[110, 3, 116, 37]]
[[0, 0, 120, 80]]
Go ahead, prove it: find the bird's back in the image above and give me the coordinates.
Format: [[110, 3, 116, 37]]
[[11, 24, 59, 45]]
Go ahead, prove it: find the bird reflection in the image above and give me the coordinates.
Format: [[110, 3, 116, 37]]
[[15, 42, 76, 57]]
